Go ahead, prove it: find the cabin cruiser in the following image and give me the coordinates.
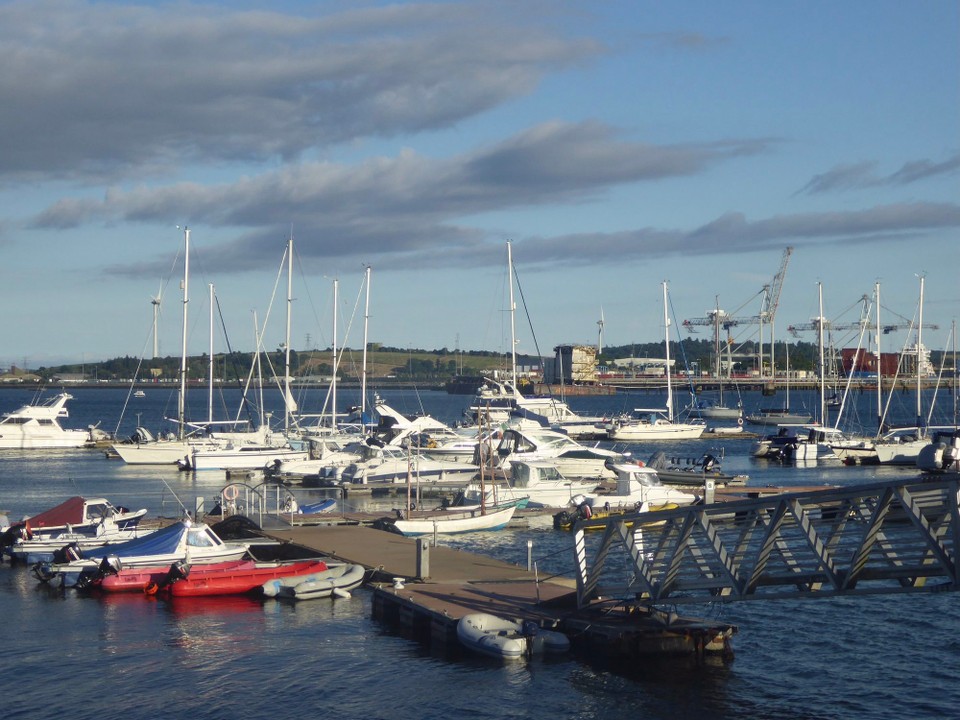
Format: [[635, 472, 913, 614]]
[[916, 429, 960, 474], [581, 461, 699, 510], [0, 393, 94, 449], [507, 460, 604, 508], [493, 422, 624, 478]]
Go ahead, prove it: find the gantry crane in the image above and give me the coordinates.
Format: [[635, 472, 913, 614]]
[[682, 246, 793, 378]]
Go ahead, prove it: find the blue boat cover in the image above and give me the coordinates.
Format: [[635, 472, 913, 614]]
[[83, 522, 188, 560]]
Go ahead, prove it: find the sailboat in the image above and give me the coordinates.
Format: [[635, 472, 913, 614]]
[[111, 228, 222, 465], [469, 242, 607, 439], [606, 282, 706, 441], [687, 297, 743, 421], [180, 236, 308, 471], [873, 276, 951, 465], [745, 334, 812, 426]]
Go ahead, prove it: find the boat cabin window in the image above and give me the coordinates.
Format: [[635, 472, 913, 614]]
[[187, 529, 217, 547], [1, 417, 29, 425], [85, 503, 111, 521]]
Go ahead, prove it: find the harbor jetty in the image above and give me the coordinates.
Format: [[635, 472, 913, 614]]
[[263, 523, 736, 662]]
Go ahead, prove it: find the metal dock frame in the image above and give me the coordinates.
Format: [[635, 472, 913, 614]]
[[574, 476, 960, 606]]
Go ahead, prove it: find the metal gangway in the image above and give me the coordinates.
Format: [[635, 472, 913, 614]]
[[574, 476, 960, 607]]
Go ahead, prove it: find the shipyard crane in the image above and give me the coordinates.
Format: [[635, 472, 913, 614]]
[[682, 246, 793, 378], [787, 293, 940, 338]]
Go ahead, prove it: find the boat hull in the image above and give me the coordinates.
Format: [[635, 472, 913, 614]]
[[390, 505, 517, 536]]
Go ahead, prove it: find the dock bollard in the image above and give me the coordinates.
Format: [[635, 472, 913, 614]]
[[705, 478, 716, 504], [527, 540, 533, 571], [416, 537, 430, 580]]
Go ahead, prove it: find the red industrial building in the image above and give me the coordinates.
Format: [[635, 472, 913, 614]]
[[841, 348, 914, 378]]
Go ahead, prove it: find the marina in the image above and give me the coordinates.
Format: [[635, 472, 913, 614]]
[[1, 386, 958, 720]]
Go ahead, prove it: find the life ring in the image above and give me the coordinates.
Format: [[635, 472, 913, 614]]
[[737, 417, 744, 426], [223, 485, 239, 501]]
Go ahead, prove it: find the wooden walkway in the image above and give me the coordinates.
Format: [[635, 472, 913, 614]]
[[261, 523, 736, 662]]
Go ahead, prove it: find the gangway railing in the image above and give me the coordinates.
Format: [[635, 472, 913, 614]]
[[574, 476, 960, 607]]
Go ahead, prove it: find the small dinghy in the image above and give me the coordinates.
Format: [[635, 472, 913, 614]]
[[261, 562, 366, 600], [456, 613, 570, 660]]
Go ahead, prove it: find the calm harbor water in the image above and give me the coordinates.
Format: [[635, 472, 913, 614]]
[[1, 386, 958, 720]]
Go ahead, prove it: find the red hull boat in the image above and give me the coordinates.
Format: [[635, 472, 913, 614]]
[[98, 559, 329, 596]]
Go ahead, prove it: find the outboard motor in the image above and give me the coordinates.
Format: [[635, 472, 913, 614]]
[[52, 542, 83, 565], [32, 562, 57, 583], [98, 555, 123, 577], [165, 559, 191, 585], [701, 454, 717, 472]]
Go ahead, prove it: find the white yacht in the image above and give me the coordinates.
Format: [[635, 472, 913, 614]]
[[494, 422, 624, 478], [582, 461, 699, 509], [606, 409, 706, 441], [508, 460, 604, 508], [0, 392, 93, 450]]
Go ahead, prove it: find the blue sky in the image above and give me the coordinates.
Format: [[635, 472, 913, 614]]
[[1, 0, 957, 369]]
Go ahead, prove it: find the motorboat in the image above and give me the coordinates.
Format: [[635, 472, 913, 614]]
[[750, 425, 805, 459], [494, 422, 624, 478], [1, 496, 148, 561], [456, 613, 570, 660], [644, 451, 748, 487], [0, 392, 93, 449], [339, 444, 478, 486], [470, 376, 608, 440], [917, 429, 960, 474], [582, 461, 699, 510], [96, 558, 329, 596], [261, 562, 366, 600], [33, 520, 249, 586], [167, 558, 330, 597], [507, 460, 604, 508], [779, 426, 842, 462]]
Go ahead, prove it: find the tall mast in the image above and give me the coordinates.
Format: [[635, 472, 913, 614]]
[[332, 278, 338, 429], [178, 227, 190, 441], [284, 234, 293, 433], [361, 265, 371, 422], [507, 241, 518, 392], [208, 282, 214, 424], [662, 281, 673, 422], [917, 275, 925, 430], [875, 282, 882, 433], [817, 281, 825, 424]]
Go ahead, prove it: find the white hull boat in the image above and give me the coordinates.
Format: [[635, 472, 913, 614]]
[[456, 613, 570, 660], [508, 460, 603, 508], [0, 393, 92, 450], [386, 504, 517, 536], [494, 423, 623, 478], [185, 444, 309, 471], [584, 462, 699, 509], [606, 412, 706, 441], [33, 520, 249, 586]]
